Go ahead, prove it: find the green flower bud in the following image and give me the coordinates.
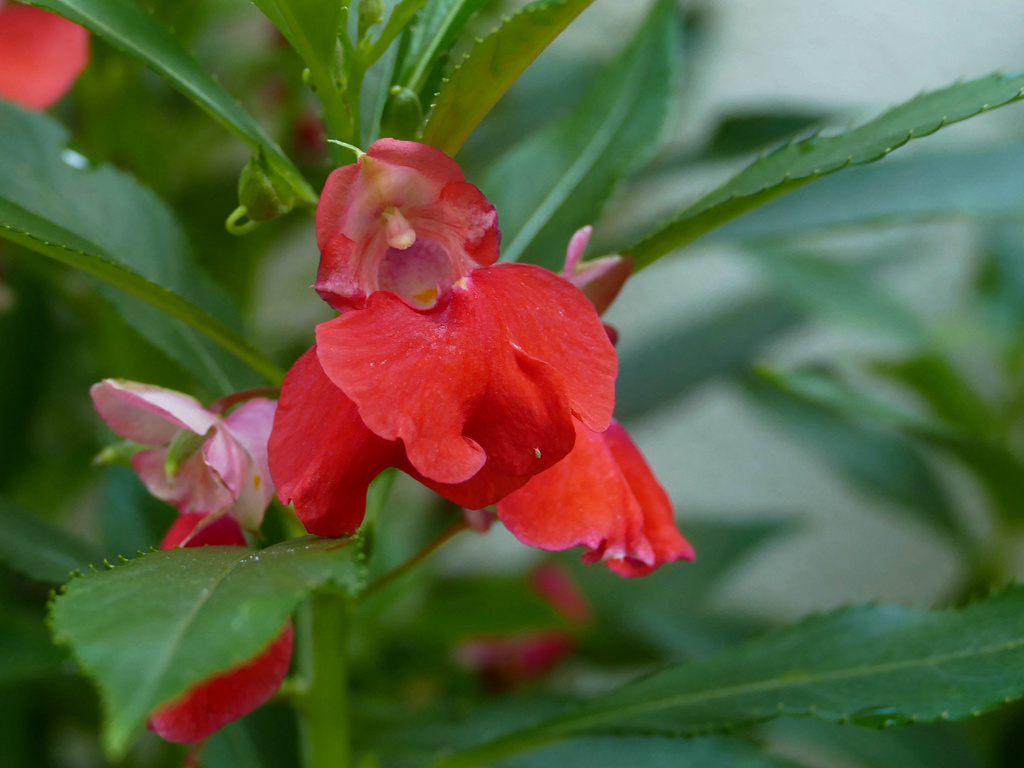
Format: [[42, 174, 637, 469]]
[[237, 147, 298, 223], [380, 86, 424, 141], [358, 0, 385, 39]]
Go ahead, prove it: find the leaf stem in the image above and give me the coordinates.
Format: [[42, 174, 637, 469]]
[[298, 591, 353, 768], [359, 517, 469, 601]]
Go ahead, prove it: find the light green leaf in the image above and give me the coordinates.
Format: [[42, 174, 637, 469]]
[[394, 0, 491, 97], [627, 70, 1024, 269], [426, 587, 1024, 767], [0, 497, 101, 583], [50, 536, 365, 758], [485, 0, 678, 268], [0, 103, 284, 389], [421, 0, 597, 156], [29, 0, 315, 206]]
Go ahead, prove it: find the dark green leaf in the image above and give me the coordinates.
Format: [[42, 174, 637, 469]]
[[706, 112, 826, 158], [50, 536, 365, 757], [484, 0, 678, 268], [0, 613, 67, 684], [500, 735, 806, 768], [426, 587, 1024, 767], [709, 146, 1024, 244], [627, 70, 1024, 269], [744, 369, 962, 538], [0, 497, 101, 583], [28, 0, 316, 206], [421, 0, 597, 156], [615, 295, 801, 420], [0, 103, 284, 389]]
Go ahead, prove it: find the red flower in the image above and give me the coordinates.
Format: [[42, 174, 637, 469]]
[[0, 2, 89, 111], [149, 513, 294, 744], [269, 140, 617, 535]]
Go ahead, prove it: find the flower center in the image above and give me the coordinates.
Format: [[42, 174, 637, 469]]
[[381, 207, 417, 250], [377, 237, 453, 308]]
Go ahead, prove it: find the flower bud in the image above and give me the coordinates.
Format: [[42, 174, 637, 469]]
[[380, 86, 423, 140], [237, 147, 297, 222], [358, 0, 385, 38]]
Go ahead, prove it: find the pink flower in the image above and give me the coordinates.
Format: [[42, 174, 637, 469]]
[[90, 380, 277, 532], [269, 140, 617, 535], [0, 2, 89, 111], [492, 228, 694, 576], [149, 513, 294, 744]]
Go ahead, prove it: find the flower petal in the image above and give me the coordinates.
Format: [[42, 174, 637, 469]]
[[0, 4, 89, 111], [150, 621, 294, 744], [269, 347, 404, 537], [91, 379, 220, 445], [220, 398, 277, 530], [132, 447, 235, 516], [315, 263, 616, 486], [160, 512, 247, 549], [496, 420, 694, 577]]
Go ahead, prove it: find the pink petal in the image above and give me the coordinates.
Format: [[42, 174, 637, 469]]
[[150, 621, 294, 744], [268, 347, 405, 537], [529, 563, 592, 625], [221, 399, 278, 530], [91, 379, 220, 445], [456, 632, 574, 692], [567, 254, 633, 318], [496, 420, 694, 577], [132, 447, 235, 516], [563, 226, 593, 275], [315, 263, 616, 486], [0, 4, 88, 111]]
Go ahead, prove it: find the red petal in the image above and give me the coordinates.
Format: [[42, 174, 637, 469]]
[[496, 420, 694, 577], [160, 513, 246, 549], [150, 621, 294, 744], [268, 347, 404, 536], [0, 5, 88, 111], [315, 264, 616, 486]]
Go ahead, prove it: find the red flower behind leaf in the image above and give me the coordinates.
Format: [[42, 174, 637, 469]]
[[149, 513, 294, 744], [269, 139, 617, 535], [0, 2, 88, 110]]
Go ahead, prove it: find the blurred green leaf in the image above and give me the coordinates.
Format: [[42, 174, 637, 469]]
[[28, 0, 316, 206], [500, 735, 806, 768], [100, 465, 176, 560], [394, 0, 491, 99], [50, 536, 365, 758], [615, 295, 801, 420], [746, 369, 962, 538], [746, 250, 929, 343], [706, 112, 826, 158], [427, 587, 1024, 767], [627, 70, 1024, 269], [0, 497, 101, 583], [421, 0, 597, 156], [709, 146, 1024, 244], [0, 613, 67, 684], [0, 103, 284, 389], [979, 223, 1024, 352], [485, 0, 678, 268]]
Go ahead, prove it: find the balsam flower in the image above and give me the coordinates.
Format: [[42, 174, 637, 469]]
[[149, 513, 294, 744], [0, 2, 89, 110], [493, 228, 694, 576], [270, 139, 617, 535], [91, 380, 277, 532]]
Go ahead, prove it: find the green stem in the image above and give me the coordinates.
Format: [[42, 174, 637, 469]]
[[359, 518, 469, 601], [299, 591, 353, 768]]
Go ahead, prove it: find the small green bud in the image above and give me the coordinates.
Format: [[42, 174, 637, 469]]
[[164, 427, 214, 484], [380, 86, 424, 141], [92, 440, 145, 467], [237, 147, 298, 223], [358, 0, 385, 39]]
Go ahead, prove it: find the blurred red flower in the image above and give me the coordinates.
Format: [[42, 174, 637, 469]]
[[0, 2, 88, 110]]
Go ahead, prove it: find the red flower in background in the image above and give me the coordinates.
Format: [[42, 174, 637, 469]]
[[0, 2, 88, 110], [270, 139, 617, 536], [149, 514, 294, 744]]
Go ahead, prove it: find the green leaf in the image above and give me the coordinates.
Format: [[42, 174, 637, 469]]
[[709, 145, 1024, 244], [484, 0, 678, 268], [0, 612, 67, 684], [744, 369, 962, 538], [28, 0, 316, 206], [394, 0, 490, 97], [0, 497, 102, 583], [615, 295, 801, 420], [627, 70, 1024, 269], [0, 103, 284, 389], [421, 0, 598, 156], [499, 735, 806, 768], [50, 536, 365, 758], [426, 587, 1024, 768]]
